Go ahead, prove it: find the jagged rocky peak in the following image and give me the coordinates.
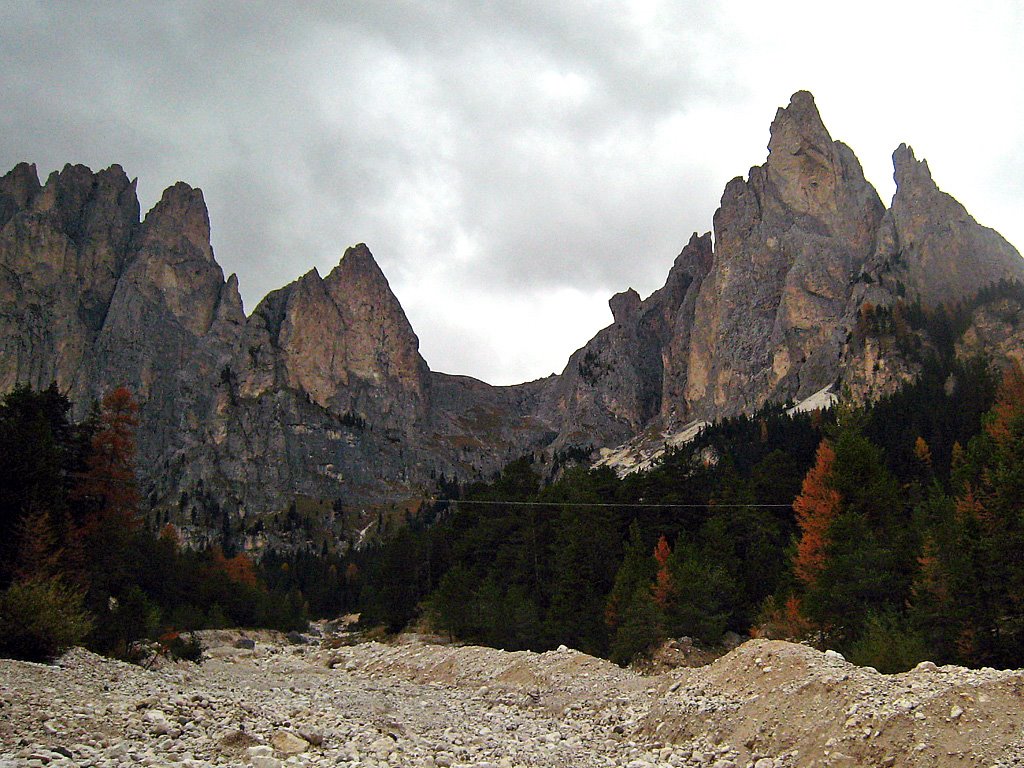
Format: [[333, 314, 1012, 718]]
[[764, 91, 883, 242], [214, 272, 246, 328], [0, 163, 142, 342], [609, 288, 641, 325], [765, 90, 841, 217], [893, 143, 933, 193], [322, 243, 427, 382], [138, 181, 215, 263], [121, 180, 232, 338], [245, 243, 427, 419], [33, 164, 140, 247], [686, 91, 885, 420], [872, 142, 1024, 306], [0, 163, 42, 226]]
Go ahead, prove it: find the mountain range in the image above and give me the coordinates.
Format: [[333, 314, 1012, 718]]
[[2, 91, 1022, 552]]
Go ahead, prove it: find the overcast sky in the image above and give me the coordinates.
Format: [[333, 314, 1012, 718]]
[[3, 2, 1022, 385]]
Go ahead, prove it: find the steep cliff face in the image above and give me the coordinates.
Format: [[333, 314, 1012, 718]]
[[2, 90, 1023, 550], [685, 91, 885, 420], [538, 231, 714, 447], [865, 144, 1022, 308], [0, 163, 139, 397]]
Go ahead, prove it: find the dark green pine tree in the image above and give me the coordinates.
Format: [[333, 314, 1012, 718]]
[[543, 469, 621, 656], [605, 520, 656, 637], [0, 384, 83, 587], [609, 584, 661, 666], [428, 564, 477, 642], [929, 362, 1024, 665], [799, 407, 913, 647]]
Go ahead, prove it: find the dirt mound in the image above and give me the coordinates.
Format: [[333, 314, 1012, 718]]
[[642, 639, 1024, 766]]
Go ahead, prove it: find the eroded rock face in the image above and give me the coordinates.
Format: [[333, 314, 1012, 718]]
[[538, 231, 715, 448], [0, 163, 140, 397], [870, 144, 1023, 307], [0, 165, 563, 549], [683, 91, 885, 420]]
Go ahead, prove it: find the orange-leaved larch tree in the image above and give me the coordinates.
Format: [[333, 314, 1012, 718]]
[[792, 440, 841, 588], [212, 547, 259, 588], [75, 386, 141, 534], [69, 386, 142, 599], [984, 360, 1024, 449], [651, 535, 673, 609]]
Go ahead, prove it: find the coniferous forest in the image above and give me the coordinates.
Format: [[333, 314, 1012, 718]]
[[7, 311, 1024, 673], [346, 351, 1018, 673]]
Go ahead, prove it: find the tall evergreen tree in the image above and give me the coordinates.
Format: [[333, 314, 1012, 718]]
[[791, 410, 910, 646]]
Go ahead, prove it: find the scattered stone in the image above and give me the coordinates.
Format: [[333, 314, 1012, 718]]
[[271, 730, 309, 755], [3, 637, 1024, 768], [297, 726, 324, 747]]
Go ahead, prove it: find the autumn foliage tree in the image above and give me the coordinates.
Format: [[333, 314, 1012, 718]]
[[788, 411, 911, 648], [69, 387, 150, 656], [74, 386, 141, 533], [651, 535, 673, 608], [792, 441, 841, 589]]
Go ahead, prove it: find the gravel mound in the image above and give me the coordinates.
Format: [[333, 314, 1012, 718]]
[[2, 635, 1024, 767]]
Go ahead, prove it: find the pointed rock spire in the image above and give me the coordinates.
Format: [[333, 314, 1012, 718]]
[[138, 182, 214, 263], [0, 163, 41, 228], [879, 143, 1023, 306], [610, 288, 641, 325]]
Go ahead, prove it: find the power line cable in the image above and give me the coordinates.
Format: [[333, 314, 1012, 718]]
[[426, 498, 793, 509]]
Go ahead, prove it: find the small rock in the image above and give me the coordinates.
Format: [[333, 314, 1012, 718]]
[[754, 759, 776, 768], [234, 637, 256, 650], [270, 730, 309, 755], [297, 726, 324, 747], [722, 631, 743, 648]]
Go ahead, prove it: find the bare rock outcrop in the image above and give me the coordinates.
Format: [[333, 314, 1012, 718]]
[[537, 231, 714, 449], [685, 91, 885, 420], [0, 163, 139, 397], [873, 144, 1023, 307]]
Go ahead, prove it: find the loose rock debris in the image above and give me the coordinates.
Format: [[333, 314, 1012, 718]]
[[3, 634, 1024, 767]]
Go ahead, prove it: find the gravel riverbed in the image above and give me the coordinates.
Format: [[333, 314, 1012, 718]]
[[3, 632, 1024, 767]]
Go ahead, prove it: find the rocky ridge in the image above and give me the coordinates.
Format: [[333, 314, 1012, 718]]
[[3, 635, 1024, 768], [1, 91, 1022, 550]]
